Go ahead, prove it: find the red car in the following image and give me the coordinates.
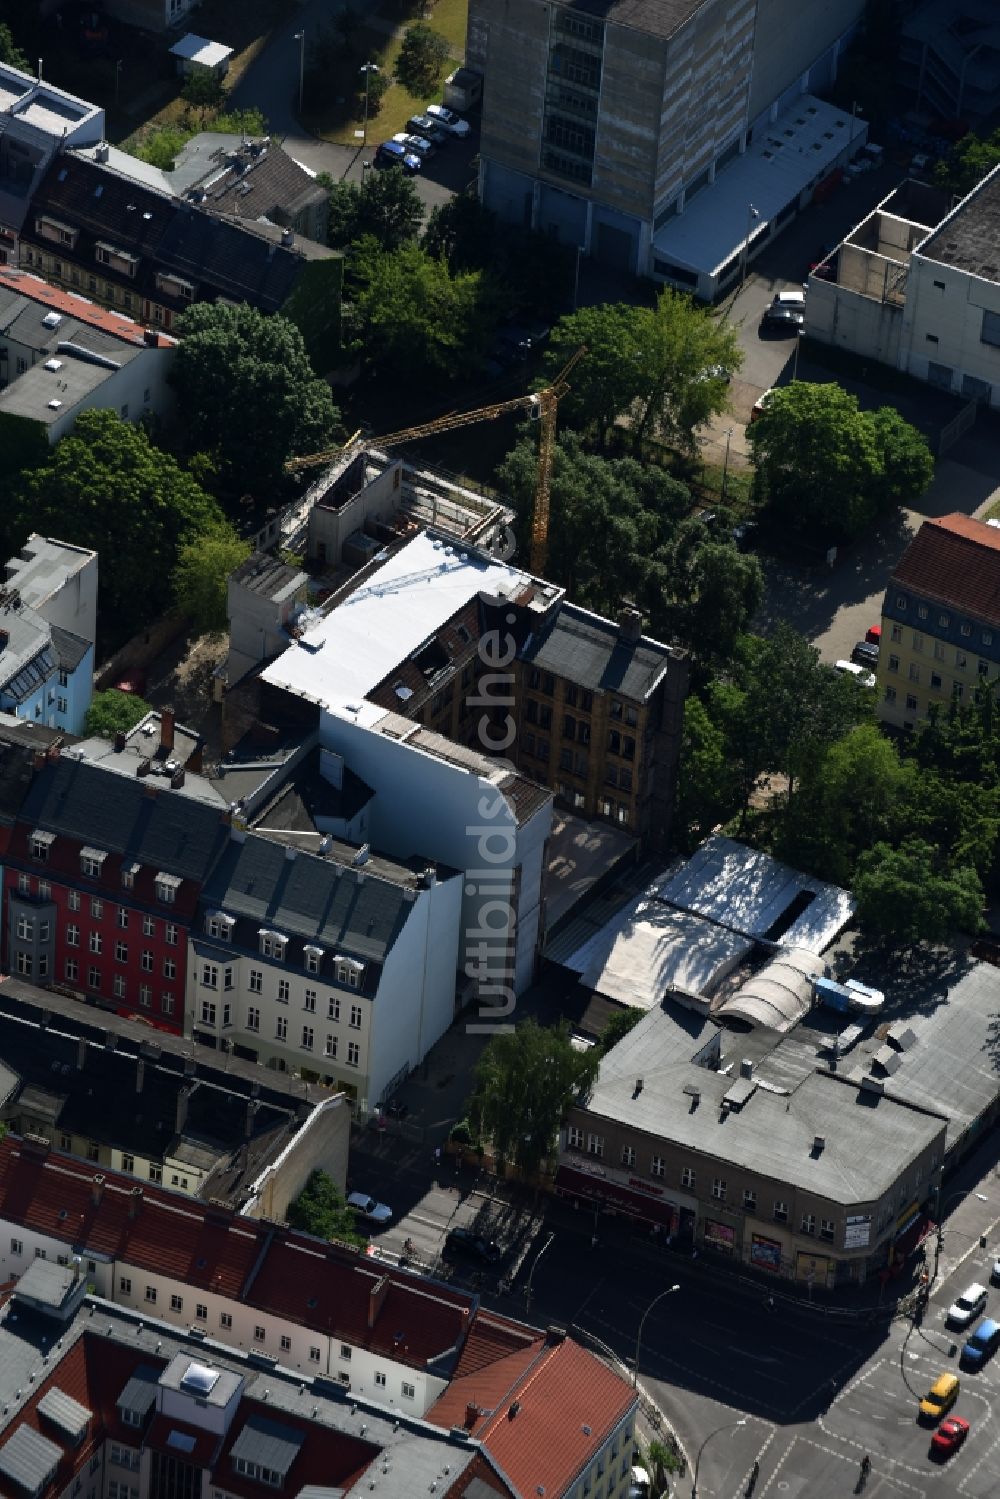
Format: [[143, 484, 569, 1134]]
[[931, 1416, 970, 1457]]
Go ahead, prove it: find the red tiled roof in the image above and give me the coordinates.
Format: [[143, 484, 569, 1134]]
[[892, 513, 1000, 627], [0, 266, 177, 347], [429, 1341, 545, 1434], [0, 1138, 264, 1297], [449, 1313, 540, 1381], [463, 1339, 635, 1499], [144, 1412, 220, 1468], [249, 1233, 473, 1369]]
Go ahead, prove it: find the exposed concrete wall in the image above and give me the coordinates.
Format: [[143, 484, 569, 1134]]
[[242, 1093, 351, 1220], [476, 0, 549, 182], [595, 23, 665, 222], [805, 277, 904, 367]]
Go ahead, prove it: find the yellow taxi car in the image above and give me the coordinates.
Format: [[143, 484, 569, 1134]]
[[918, 1372, 960, 1423]]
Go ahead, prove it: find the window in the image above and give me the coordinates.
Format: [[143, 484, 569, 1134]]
[[712, 1178, 727, 1201], [310, 1346, 321, 1364], [280, 1335, 292, 1353], [820, 1218, 835, 1242], [140, 950, 153, 971], [374, 1371, 387, 1388], [259, 930, 287, 960], [931, 673, 943, 689], [149, 1163, 162, 1184], [165, 922, 177, 945], [37, 881, 50, 902], [163, 957, 176, 980], [170, 1293, 183, 1312], [10, 1237, 22, 1255], [155, 875, 178, 905], [743, 1189, 756, 1212], [121, 866, 135, 891], [301, 1026, 314, 1051], [888, 654, 899, 673], [202, 963, 218, 989], [908, 663, 920, 683], [773, 1201, 788, 1223], [961, 623, 972, 637], [80, 849, 106, 878], [328, 996, 341, 1021], [89, 930, 102, 954], [956, 651, 968, 669], [17, 872, 30, 895], [249, 968, 263, 994], [402, 1381, 415, 1399], [247, 1006, 260, 1032], [340, 1344, 352, 1360], [115, 940, 128, 963], [277, 979, 290, 1003], [145, 1286, 157, 1304], [305, 947, 322, 974], [88, 966, 101, 990], [800, 1213, 816, 1235], [200, 1000, 217, 1026], [649, 1155, 665, 1179], [119, 1276, 132, 1295], [68, 889, 80, 911], [304, 989, 317, 1012], [30, 832, 53, 861], [621, 1145, 636, 1167], [325, 1035, 337, 1059], [65, 958, 79, 981], [350, 1004, 363, 1029], [142, 915, 154, 937], [984, 632, 994, 646], [91, 897, 103, 919], [15, 912, 33, 941], [347, 1041, 360, 1066], [587, 1132, 604, 1157], [680, 1165, 694, 1188], [275, 1016, 287, 1041], [206, 913, 233, 941], [221, 1312, 232, 1330], [912, 632, 923, 652], [113, 974, 126, 999], [253, 1325, 266, 1343], [906, 694, 918, 711], [934, 640, 946, 660], [566, 1125, 583, 1149], [982, 308, 1000, 348]]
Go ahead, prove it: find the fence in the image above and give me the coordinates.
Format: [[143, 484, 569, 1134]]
[[938, 397, 977, 456]]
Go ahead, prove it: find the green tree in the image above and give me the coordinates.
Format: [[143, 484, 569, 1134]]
[[748, 383, 932, 540], [348, 239, 499, 379], [542, 303, 646, 449], [173, 528, 251, 633], [396, 23, 451, 94], [286, 1170, 364, 1246], [0, 21, 28, 70], [934, 129, 1000, 198], [469, 1020, 599, 1178], [854, 837, 983, 943], [777, 724, 906, 884], [181, 68, 225, 114], [171, 303, 341, 498], [10, 410, 224, 634], [423, 191, 498, 272], [84, 690, 153, 740], [674, 694, 742, 850], [662, 533, 763, 664], [324, 166, 423, 252], [598, 1005, 643, 1055]]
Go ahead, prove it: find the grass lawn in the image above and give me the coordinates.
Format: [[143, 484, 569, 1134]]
[[303, 0, 469, 146]]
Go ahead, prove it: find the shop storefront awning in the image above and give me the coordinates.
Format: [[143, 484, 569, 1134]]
[[554, 1164, 677, 1228]]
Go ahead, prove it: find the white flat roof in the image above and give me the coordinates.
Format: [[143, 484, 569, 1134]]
[[169, 34, 235, 68], [653, 95, 865, 278], [262, 530, 526, 712], [657, 835, 855, 953], [578, 898, 753, 1007]]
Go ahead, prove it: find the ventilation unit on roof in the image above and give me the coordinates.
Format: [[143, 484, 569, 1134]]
[[43, 358, 62, 372], [47, 399, 62, 409], [42, 312, 62, 329]]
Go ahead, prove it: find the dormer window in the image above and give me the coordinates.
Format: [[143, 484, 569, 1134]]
[[80, 847, 107, 878], [304, 944, 323, 974], [155, 873, 181, 905], [35, 214, 77, 248], [259, 929, 287, 960], [335, 956, 364, 989], [206, 911, 235, 941], [31, 830, 55, 862], [95, 241, 139, 278], [121, 862, 140, 890]]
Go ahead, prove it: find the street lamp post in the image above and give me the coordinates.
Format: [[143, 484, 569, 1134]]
[[633, 1283, 679, 1388], [739, 203, 759, 290], [721, 426, 734, 503], [293, 31, 305, 118], [360, 62, 380, 149], [792, 330, 803, 381], [525, 1231, 554, 1315], [691, 1418, 747, 1499]]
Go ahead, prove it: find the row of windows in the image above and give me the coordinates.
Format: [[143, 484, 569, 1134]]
[[568, 1131, 835, 1236], [239, 1005, 362, 1063], [58, 1140, 170, 1184], [202, 961, 365, 1020], [65, 929, 178, 973], [30, 835, 179, 903], [893, 598, 993, 646], [23, 246, 175, 327], [15, 876, 179, 940], [888, 632, 988, 673], [62, 956, 175, 1012]]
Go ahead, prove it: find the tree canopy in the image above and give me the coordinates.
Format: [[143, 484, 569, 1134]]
[[395, 24, 451, 94], [171, 304, 341, 500], [324, 166, 424, 253], [10, 410, 224, 635], [286, 1170, 364, 1246], [84, 690, 153, 740], [469, 1020, 599, 1178], [854, 838, 983, 944], [747, 382, 933, 540], [934, 128, 1000, 198], [541, 290, 743, 454], [173, 528, 251, 633], [0, 21, 27, 70]]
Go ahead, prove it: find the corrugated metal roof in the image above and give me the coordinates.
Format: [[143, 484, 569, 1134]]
[[116, 1364, 159, 1417], [230, 1415, 304, 1476], [37, 1385, 91, 1439], [0, 1423, 62, 1491]]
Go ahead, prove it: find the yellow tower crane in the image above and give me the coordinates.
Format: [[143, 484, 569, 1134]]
[[284, 347, 586, 576]]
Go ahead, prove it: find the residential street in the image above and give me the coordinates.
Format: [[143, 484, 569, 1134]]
[[346, 1121, 1000, 1499]]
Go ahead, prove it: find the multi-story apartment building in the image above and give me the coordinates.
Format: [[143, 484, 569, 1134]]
[[467, 0, 866, 289], [0, 533, 96, 734], [188, 827, 462, 1112], [1, 726, 230, 1032], [876, 512, 1000, 731]]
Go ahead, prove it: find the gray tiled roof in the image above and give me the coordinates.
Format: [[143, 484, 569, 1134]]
[[0, 1424, 62, 1492], [202, 833, 414, 963], [49, 626, 90, 672], [521, 602, 676, 702], [230, 1415, 304, 1477], [19, 754, 229, 879]]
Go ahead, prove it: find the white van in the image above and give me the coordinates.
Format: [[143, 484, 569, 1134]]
[[834, 660, 875, 688], [772, 289, 806, 310]]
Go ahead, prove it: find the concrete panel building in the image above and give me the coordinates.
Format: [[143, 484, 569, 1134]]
[[468, 0, 866, 289]]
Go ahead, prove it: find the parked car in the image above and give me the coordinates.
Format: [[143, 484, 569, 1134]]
[[347, 1191, 393, 1224], [761, 303, 805, 332], [425, 103, 471, 138], [961, 1317, 1000, 1369], [865, 625, 881, 645], [375, 140, 421, 173], [444, 1226, 502, 1264], [834, 659, 876, 688], [407, 114, 449, 145], [851, 640, 879, 670], [392, 131, 435, 159], [931, 1415, 970, 1456], [749, 388, 775, 422], [918, 1371, 960, 1422], [947, 1282, 988, 1329]]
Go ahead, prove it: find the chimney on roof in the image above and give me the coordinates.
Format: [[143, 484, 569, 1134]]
[[91, 1173, 105, 1208], [46, 742, 60, 764], [176, 1082, 192, 1136], [95, 141, 109, 164], [32, 749, 46, 771], [187, 743, 203, 774], [464, 1402, 480, 1430], [618, 605, 643, 644], [367, 1275, 390, 1330], [281, 228, 294, 247], [160, 708, 175, 753], [137, 757, 151, 777], [145, 782, 159, 799], [135, 1059, 145, 1094], [143, 328, 159, 347], [170, 767, 185, 789], [114, 730, 127, 752], [128, 1187, 143, 1219]]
